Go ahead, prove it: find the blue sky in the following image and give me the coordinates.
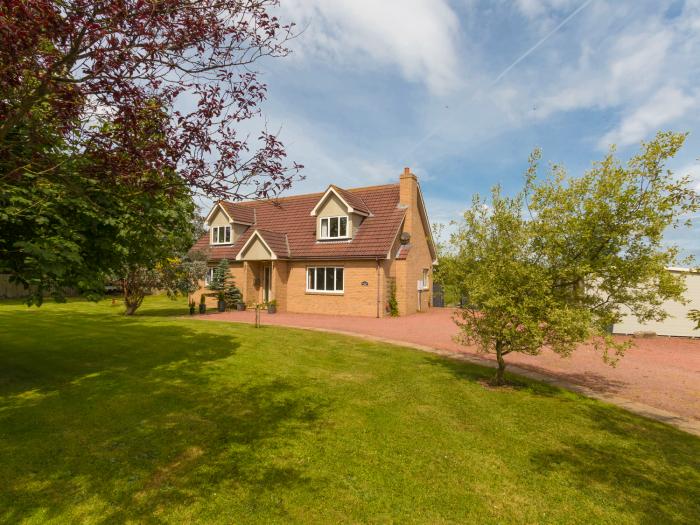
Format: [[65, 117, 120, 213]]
[[246, 0, 700, 258]]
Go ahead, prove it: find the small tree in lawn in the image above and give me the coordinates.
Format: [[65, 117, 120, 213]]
[[442, 131, 699, 385], [121, 256, 206, 315]]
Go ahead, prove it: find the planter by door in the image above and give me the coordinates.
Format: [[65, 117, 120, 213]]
[[236, 303, 246, 311], [267, 304, 277, 314], [199, 304, 206, 314], [217, 300, 226, 312]]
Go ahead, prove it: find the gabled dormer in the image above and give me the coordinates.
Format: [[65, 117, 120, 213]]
[[205, 201, 254, 246], [310, 185, 371, 241]]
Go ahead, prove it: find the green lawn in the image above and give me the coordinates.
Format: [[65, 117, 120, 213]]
[[1, 297, 698, 524]]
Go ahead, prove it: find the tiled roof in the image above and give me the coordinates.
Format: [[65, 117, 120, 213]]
[[220, 201, 255, 224], [255, 229, 290, 258], [331, 185, 371, 215], [190, 183, 405, 261]]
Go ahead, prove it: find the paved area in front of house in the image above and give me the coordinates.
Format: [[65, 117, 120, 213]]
[[200, 307, 700, 434]]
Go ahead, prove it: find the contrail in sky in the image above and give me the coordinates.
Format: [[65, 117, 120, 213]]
[[491, 0, 594, 85], [405, 0, 594, 159]]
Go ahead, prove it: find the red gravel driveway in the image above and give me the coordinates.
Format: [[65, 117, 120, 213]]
[[202, 307, 700, 424]]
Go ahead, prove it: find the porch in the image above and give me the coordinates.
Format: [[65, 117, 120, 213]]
[[241, 260, 287, 310]]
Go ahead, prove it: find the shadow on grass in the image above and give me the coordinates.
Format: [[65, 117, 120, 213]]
[[512, 364, 629, 396], [531, 403, 700, 524], [134, 298, 191, 318], [423, 353, 564, 398], [0, 307, 327, 523], [425, 353, 700, 524], [0, 307, 223, 396]]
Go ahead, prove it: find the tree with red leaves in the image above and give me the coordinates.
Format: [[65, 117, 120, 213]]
[[1, 0, 301, 198], [0, 0, 301, 302]]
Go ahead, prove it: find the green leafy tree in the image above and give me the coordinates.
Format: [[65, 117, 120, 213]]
[[121, 254, 206, 316], [1, 1, 300, 304], [442, 132, 699, 384], [1, 99, 199, 306], [118, 171, 200, 315]]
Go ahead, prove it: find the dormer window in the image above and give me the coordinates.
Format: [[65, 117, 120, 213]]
[[211, 226, 231, 244], [320, 216, 348, 239]]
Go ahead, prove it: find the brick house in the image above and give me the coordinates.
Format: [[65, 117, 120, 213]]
[[190, 168, 436, 317]]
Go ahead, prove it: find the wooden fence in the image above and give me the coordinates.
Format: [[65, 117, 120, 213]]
[[0, 275, 78, 299]]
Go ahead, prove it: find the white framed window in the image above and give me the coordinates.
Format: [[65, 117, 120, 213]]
[[418, 268, 430, 290], [211, 226, 231, 244], [319, 216, 349, 239], [205, 267, 216, 285], [306, 267, 344, 293]]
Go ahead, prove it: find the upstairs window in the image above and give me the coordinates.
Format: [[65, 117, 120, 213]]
[[306, 267, 344, 293], [211, 226, 231, 244], [320, 216, 348, 239]]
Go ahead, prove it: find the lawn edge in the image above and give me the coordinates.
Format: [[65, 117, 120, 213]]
[[189, 315, 700, 437]]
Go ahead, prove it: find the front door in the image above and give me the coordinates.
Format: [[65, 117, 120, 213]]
[[263, 265, 271, 303]]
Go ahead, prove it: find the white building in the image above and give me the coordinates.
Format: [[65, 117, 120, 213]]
[[613, 267, 700, 337]]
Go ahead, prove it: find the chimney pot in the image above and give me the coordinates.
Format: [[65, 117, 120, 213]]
[[403, 167, 410, 175]]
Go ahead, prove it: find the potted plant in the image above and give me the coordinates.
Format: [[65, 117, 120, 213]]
[[189, 299, 196, 315], [217, 291, 226, 312], [199, 294, 207, 314], [236, 301, 246, 311], [267, 299, 277, 314]]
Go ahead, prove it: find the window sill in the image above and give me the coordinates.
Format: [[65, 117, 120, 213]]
[[317, 237, 351, 242], [305, 290, 344, 296]]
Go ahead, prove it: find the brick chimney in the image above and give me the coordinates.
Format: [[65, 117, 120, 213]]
[[399, 167, 418, 234]]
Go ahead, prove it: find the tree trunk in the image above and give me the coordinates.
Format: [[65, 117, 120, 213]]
[[494, 340, 507, 386], [124, 300, 141, 315], [122, 279, 144, 316]]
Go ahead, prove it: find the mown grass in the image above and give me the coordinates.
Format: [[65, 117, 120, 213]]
[[0, 296, 698, 524]]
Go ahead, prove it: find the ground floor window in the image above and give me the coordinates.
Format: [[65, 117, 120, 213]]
[[306, 267, 344, 293], [205, 267, 216, 285], [421, 268, 430, 290]]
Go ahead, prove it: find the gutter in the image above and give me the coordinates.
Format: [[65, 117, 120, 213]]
[[376, 257, 381, 318]]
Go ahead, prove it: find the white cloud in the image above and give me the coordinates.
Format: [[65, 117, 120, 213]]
[[536, 28, 673, 117], [599, 86, 698, 149], [475, 3, 700, 151], [676, 162, 700, 192], [280, 0, 462, 94]]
